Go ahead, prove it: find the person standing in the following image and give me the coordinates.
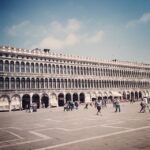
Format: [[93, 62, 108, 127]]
[[96, 99, 102, 115], [115, 98, 121, 112]]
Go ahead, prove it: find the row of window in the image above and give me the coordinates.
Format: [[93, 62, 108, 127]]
[[0, 77, 149, 89], [0, 60, 150, 78]]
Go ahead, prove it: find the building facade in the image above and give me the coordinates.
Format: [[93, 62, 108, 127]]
[[0, 46, 150, 111]]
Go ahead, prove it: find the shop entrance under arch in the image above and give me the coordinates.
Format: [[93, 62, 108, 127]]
[[22, 94, 30, 109], [80, 93, 85, 103], [66, 93, 71, 102], [58, 93, 64, 107], [32, 94, 40, 108], [41, 95, 49, 108], [73, 93, 78, 102]]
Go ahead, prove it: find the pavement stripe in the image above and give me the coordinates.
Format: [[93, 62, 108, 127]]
[[34, 125, 150, 150], [4, 130, 24, 139], [29, 131, 51, 139]]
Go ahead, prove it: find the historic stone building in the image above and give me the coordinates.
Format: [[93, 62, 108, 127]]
[[0, 46, 150, 111]]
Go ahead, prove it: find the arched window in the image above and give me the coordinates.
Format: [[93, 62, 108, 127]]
[[45, 78, 48, 88], [40, 64, 43, 73], [21, 78, 25, 88], [44, 64, 47, 73], [36, 63, 39, 73], [0, 60, 3, 71], [41, 78, 44, 88], [21, 62, 25, 72], [31, 78, 35, 88], [60, 65, 63, 74], [56, 65, 59, 74], [48, 64, 51, 73], [5, 78, 9, 89], [53, 79, 56, 88], [16, 78, 20, 89], [26, 78, 30, 88], [11, 78, 15, 89], [57, 79, 60, 88], [10, 61, 14, 72], [15, 62, 20, 72], [49, 79, 52, 88], [31, 63, 34, 73], [26, 63, 30, 73], [0, 77, 4, 89], [36, 78, 39, 88], [52, 64, 55, 74], [5, 60, 9, 72]]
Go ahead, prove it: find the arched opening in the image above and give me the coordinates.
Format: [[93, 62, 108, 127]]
[[123, 91, 126, 99], [50, 93, 57, 107], [41, 94, 49, 108], [0, 95, 10, 111], [58, 93, 64, 107], [32, 94, 40, 108], [79, 93, 85, 103], [135, 91, 138, 101], [127, 92, 130, 100], [139, 91, 142, 99], [11, 95, 20, 110], [22, 94, 30, 110], [66, 93, 71, 102], [131, 92, 134, 101], [73, 93, 78, 102]]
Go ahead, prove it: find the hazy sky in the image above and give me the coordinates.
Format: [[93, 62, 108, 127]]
[[0, 0, 150, 63]]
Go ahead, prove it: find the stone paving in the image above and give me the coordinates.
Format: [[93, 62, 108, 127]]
[[0, 102, 150, 150]]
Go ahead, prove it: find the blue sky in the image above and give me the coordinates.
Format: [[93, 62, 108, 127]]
[[0, 0, 150, 63]]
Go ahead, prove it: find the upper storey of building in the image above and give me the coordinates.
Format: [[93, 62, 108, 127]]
[[0, 45, 150, 70]]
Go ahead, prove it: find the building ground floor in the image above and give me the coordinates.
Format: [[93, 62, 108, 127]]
[[0, 89, 149, 111]]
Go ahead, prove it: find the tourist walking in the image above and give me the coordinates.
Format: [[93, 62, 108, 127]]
[[96, 99, 102, 115]]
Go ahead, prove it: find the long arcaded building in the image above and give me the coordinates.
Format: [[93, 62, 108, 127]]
[[0, 46, 150, 111]]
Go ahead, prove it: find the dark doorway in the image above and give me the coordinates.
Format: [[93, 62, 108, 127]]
[[58, 93, 64, 106], [123, 92, 126, 99], [66, 93, 71, 102], [80, 93, 85, 103], [32, 94, 40, 108], [41, 95, 49, 108], [73, 93, 78, 102], [135, 91, 138, 101], [22, 94, 30, 109], [139, 91, 142, 99]]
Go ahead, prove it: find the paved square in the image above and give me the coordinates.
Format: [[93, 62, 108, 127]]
[[0, 102, 150, 150]]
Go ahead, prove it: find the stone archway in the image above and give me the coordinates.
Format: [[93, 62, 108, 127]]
[[73, 93, 78, 102], [32, 94, 40, 108], [11, 95, 20, 110], [50, 93, 57, 107], [41, 94, 49, 108], [139, 91, 142, 99], [135, 91, 138, 101], [22, 94, 30, 109], [58, 93, 64, 107], [66, 93, 71, 102], [79, 93, 85, 103], [0, 95, 10, 111]]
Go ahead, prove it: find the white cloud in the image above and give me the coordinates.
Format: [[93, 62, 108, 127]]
[[5, 18, 105, 49], [126, 12, 150, 28], [85, 30, 105, 44], [6, 21, 30, 36]]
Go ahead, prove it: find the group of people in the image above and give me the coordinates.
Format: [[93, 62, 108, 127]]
[[64, 101, 79, 111], [25, 103, 37, 113]]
